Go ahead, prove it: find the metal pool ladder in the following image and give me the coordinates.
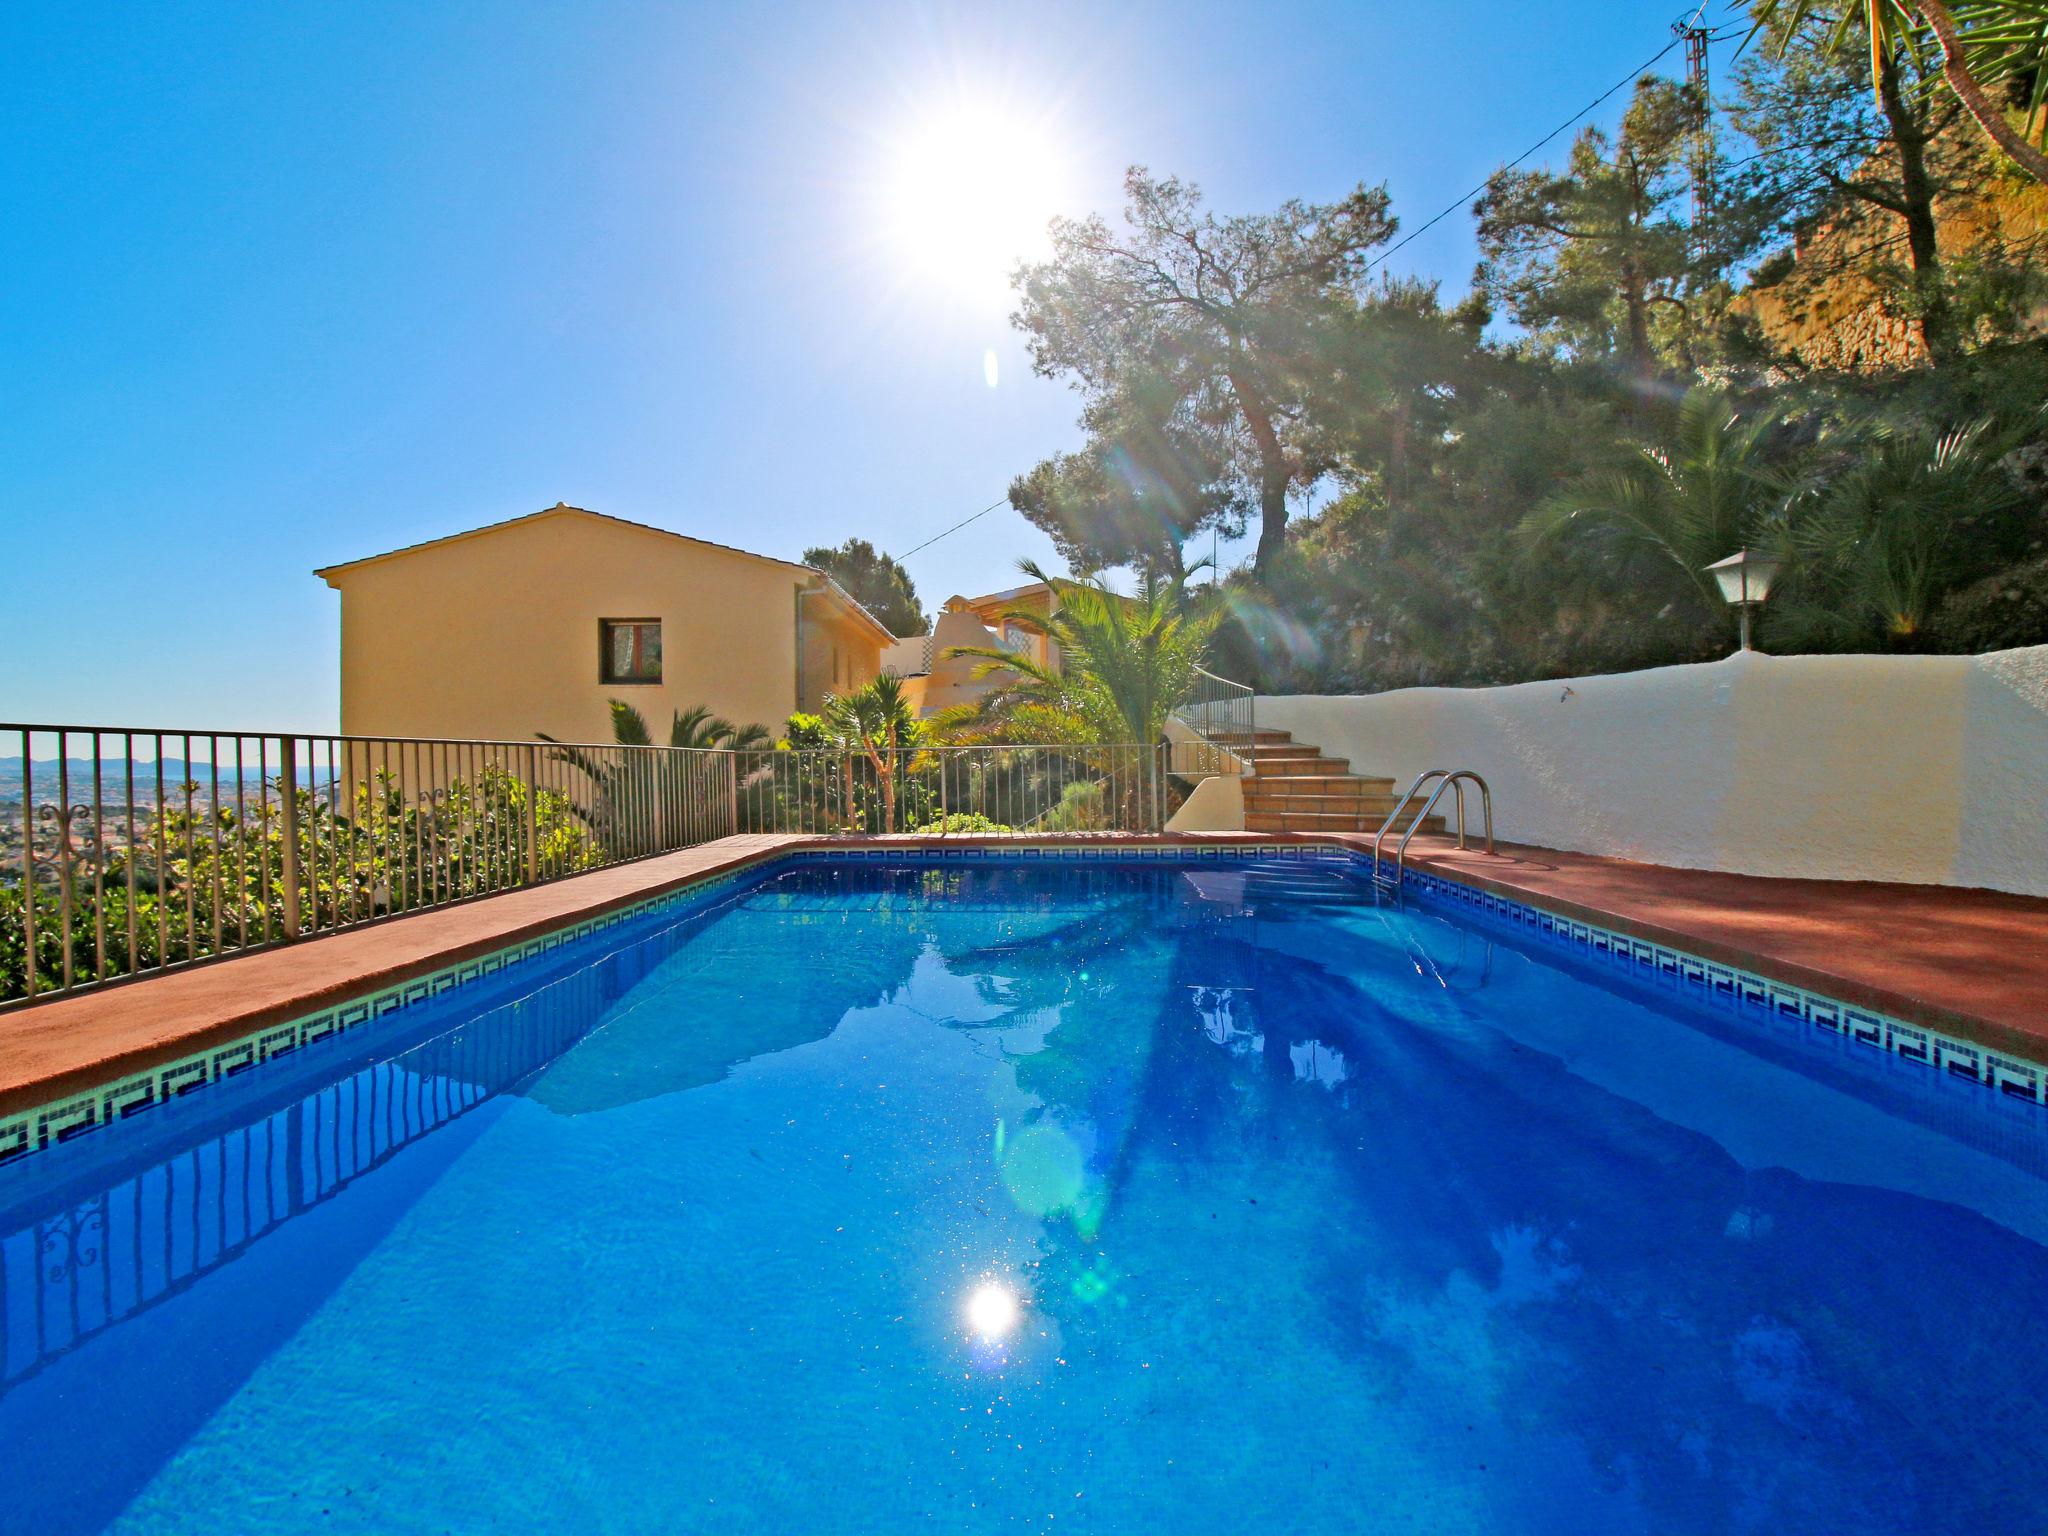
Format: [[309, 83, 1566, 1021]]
[[1371, 769, 1495, 890]]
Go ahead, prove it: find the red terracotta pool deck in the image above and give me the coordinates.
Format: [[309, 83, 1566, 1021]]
[[1371, 835, 2048, 1062], [0, 834, 810, 1119], [2, 830, 2045, 1120]]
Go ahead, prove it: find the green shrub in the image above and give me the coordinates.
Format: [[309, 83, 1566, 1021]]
[[1, 766, 603, 1003], [907, 812, 1014, 834]]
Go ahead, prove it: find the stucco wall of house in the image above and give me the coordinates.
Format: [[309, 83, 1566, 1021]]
[[326, 514, 876, 745], [914, 607, 1009, 718], [1257, 646, 2048, 896], [880, 635, 932, 678], [799, 600, 882, 712]]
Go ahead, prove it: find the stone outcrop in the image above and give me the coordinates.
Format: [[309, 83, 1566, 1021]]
[[1736, 126, 2048, 371]]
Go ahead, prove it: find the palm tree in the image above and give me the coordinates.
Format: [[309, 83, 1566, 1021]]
[[537, 699, 768, 854], [1752, 2, 2048, 185], [1519, 388, 1800, 619], [577, 700, 768, 752], [937, 561, 1222, 832], [1770, 412, 2029, 647], [943, 560, 1222, 746], [816, 673, 921, 832]]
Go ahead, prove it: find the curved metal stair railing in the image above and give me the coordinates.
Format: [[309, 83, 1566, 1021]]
[[1172, 666, 1257, 776], [1370, 768, 1495, 889]]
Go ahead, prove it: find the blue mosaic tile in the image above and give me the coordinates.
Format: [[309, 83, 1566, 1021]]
[[1383, 849, 2043, 1112], [0, 838, 2037, 1174], [1989, 1054, 2042, 1099], [39, 1095, 97, 1147], [1888, 1022, 1931, 1063], [161, 1060, 209, 1098], [102, 1075, 156, 1120]]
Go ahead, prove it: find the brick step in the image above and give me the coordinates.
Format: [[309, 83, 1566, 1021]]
[[1210, 729, 1294, 745], [1246, 802, 1413, 823], [1244, 775, 1397, 798], [1245, 785, 1405, 804], [1247, 754, 1351, 775], [1215, 720, 1452, 839], [1244, 804, 1418, 822], [1246, 811, 1446, 834]]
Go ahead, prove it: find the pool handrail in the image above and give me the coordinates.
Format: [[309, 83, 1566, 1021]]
[[1373, 769, 1494, 888], [1373, 769, 1454, 871]]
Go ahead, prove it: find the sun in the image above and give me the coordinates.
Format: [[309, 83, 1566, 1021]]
[[965, 1279, 1022, 1340], [882, 99, 1070, 296]]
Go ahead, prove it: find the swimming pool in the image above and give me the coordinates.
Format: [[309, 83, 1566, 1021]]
[[2, 851, 2044, 1533]]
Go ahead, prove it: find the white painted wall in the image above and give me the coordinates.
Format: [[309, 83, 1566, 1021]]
[[880, 636, 931, 677], [1165, 773, 1244, 833], [1258, 645, 2048, 896]]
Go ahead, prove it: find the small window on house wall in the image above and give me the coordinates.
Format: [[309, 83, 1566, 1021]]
[[600, 619, 662, 684]]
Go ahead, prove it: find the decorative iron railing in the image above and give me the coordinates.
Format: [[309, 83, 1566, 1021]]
[[723, 742, 1197, 837], [1, 725, 1234, 1009], [1173, 667, 1256, 760]]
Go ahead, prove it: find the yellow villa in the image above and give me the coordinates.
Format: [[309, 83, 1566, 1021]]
[[885, 580, 1065, 718], [317, 503, 895, 744]]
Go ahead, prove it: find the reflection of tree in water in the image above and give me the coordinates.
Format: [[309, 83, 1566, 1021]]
[[514, 864, 1178, 1118], [942, 890, 1172, 1017], [923, 880, 1187, 1249], [514, 872, 931, 1116], [960, 891, 1368, 1229], [1135, 928, 2048, 1532]]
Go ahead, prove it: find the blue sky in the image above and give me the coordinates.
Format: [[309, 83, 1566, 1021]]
[[1, 1, 1732, 730]]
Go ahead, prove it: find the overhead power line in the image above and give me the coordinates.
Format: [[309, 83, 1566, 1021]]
[[896, 497, 1009, 561], [898, 15, 1728, 562], [1364, 31, 1693, 274]]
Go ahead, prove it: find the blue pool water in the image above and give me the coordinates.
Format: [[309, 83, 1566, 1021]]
[[2, 855, 2045, 1534]]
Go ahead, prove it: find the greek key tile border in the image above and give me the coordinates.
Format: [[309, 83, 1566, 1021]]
[[0, 860, 772, 1171], [791, 841, 1354, 864], [1391, 864, 2046, 1109], [5, 838, 2038, 1173], [805, 840, 2045, 1106]]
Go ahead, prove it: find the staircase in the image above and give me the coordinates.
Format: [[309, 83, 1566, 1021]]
[[1221, 729, 1446, 838]]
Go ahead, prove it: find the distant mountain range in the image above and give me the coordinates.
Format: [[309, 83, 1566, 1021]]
[[0, 759, 330, 803]]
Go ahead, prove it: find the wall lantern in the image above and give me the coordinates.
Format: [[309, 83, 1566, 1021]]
[[1703, 548, 1781, 652]]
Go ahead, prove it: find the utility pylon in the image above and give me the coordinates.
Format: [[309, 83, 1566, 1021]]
[[1673, 10, 1714, 243]]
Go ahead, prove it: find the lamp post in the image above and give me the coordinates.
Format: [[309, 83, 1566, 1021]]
[[1703, 549, 1781, 652]]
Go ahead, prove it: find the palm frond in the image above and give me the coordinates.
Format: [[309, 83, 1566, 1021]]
[[607, 700, 654, 747]]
